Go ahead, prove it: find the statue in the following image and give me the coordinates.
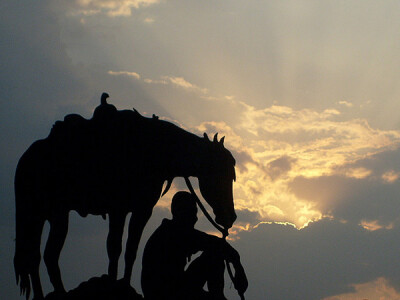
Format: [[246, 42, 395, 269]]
[[14, 93, 237, 299], [141, 191, 248, 300]]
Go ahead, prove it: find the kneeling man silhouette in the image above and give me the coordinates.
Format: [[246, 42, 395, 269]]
[[141, 191, 247, 300]]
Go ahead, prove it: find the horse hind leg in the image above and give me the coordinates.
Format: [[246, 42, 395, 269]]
[[123, 208, 153, 282], [44, 213, 69, 294]]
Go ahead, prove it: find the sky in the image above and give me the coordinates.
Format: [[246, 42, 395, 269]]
[[2, 0, 400, 299]]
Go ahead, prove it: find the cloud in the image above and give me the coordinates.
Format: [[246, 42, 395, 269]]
[[287, 146, 400, 227], [289, 172, 400, 227], [191, 120, 323, 228], [235, 208, 262, 225], [143, 78, 168, 84], [162, 76, 208, 94], [233, 219, 400, 300], [184, 102, 400, 228], [72, 0, 160, 17], [342, 167, 372, 179], [324, 277, 400, 300], [266, 155, 296, 180], [382, 170, 399, 183], [359, 219, 393, 231], [108, 70, 141, 79], [143, 17, 154, 23], [191, 102, 400, 228], [108, 71, 208, 95], [337, 100, 354, 108]]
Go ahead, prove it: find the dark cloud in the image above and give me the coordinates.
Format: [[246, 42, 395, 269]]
[[290, 174, 400, 226], [289, 147, 400, 227], [230, 149, 258, 173], [235, 208, 261, 225], [267, 155, 296, 180], [232, 219, 400, 300], [345, 146, 400, 177]]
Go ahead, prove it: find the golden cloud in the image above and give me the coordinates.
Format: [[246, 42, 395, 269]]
[[381, 170, 399, 183], [108, 70, 141, 79], [162, 76, 208, 94], [337, 100, 354, 107], [323, 277, 400, 300], [111, 71, 208, 94], [192, 103, 400, 228]]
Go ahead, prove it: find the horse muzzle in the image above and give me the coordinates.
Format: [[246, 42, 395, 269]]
[[215, 210, 237, 229]]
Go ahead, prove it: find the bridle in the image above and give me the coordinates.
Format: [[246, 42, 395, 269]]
[[184, 177, 246, 300]]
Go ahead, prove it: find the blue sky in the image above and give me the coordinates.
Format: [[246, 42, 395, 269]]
[[2, 1, 400, 299]]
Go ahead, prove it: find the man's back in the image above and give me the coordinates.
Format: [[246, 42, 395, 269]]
[[141, 218, 201, 299]]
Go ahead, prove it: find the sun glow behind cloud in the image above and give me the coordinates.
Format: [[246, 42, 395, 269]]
[[191, 100, 400, 229]]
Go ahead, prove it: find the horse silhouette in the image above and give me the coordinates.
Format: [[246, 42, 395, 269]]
[[14, 93, 237, 299]]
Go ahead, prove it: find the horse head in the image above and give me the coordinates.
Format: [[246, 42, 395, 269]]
[[198, 133, 237, 230]]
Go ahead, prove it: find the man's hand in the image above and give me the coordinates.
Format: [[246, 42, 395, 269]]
[[221, 240, 240, 263]]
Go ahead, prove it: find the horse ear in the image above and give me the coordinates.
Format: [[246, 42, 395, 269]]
[[213, 133, 219, 143], [204, 132, 210, 142], [219, 136, 225, 146]]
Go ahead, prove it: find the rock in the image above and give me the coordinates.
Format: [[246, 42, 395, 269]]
[[44, 275, 144, 300]]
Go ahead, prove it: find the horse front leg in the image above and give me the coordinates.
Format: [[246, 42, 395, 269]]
[[28, 217, 46, 300], [107, 212, 127, 280], [123, 208, 153, 282]]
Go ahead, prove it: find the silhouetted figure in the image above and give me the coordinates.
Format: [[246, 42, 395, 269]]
[[14, 93, 237, 300], [141, 191, 247, 300]]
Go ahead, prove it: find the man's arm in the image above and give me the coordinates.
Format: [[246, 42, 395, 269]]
[[193, 230, 248, 295], [191, 230, 239, 261]]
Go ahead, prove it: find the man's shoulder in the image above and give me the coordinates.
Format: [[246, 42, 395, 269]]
[[150, 218, 172, 236]]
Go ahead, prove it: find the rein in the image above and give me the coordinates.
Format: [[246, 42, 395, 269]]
[[184, 177, 245, 300], [184, 177, 228, 238]]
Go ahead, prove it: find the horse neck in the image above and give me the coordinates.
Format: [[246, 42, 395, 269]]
[[167, 132, 207, 178]]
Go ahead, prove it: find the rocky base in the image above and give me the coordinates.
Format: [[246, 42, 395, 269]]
[[44, 275, 144, 300]]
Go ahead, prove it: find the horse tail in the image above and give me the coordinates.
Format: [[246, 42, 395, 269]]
[[14, 146, 45, 299], [14, 208, 32, 299]]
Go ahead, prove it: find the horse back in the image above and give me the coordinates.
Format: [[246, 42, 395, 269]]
[[15, 109, 169, 217]]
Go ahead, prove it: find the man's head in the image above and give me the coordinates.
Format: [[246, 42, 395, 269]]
[[171, 191, 198, 227]]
